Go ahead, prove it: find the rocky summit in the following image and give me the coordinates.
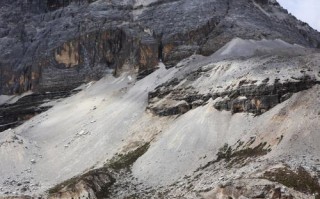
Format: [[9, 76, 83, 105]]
[[0, 0, 320, 198]]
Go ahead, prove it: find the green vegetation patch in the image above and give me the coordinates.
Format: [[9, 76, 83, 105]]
[[106, 143, 150, 170], [263, 166, 320, 198], [48, 167, 112, 194], [48, 175, 81, 194], [217, 142, 269, 167], [198, 142, 270, 171], [48, 143, 150, 195]]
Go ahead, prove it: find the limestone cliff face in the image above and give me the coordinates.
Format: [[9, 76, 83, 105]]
[[37, 29, 158, 92], [0, 0, 320, 95], [0, 26, 158, 94]]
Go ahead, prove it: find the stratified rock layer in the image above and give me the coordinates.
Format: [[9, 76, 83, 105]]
[[0, 90, 80, 132]]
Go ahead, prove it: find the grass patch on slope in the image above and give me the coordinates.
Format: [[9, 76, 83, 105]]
[[48, 143, 150, 195], [198, 140, 270, 171], [47, 167, 113, 194], [106, 143, 150, 170], [263, 166, 320, 198]]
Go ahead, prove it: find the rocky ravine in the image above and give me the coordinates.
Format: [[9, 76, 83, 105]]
[[1, 0, 320, 199]]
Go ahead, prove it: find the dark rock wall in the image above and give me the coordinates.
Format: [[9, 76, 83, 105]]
[[0, 27, 159, 94], [46, 0, 97, 11], [37, 29, 159, 92], [21, 0, 97, 13], [0, 0, 320, 95]]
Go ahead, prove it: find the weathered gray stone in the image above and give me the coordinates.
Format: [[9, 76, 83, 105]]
[[1, 0, 320, 95]]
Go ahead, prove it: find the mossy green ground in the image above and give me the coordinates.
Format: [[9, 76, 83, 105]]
[[106, 143, 150, 170], [264, 166, 320, 198]]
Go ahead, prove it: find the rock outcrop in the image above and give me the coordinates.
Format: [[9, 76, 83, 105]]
[[48, 168, 115, 199], [212, 78, 319, 114], [148, 78, 320, 116], [0, 89, 80, 132], [148, 45, 320, 116]]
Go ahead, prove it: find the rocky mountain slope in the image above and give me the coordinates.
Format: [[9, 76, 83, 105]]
[[0, 0, 320, 198]]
